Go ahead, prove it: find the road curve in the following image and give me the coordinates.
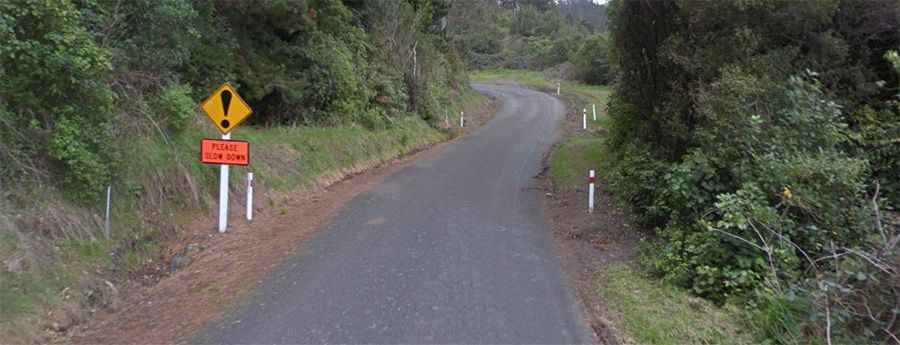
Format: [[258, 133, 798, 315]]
[[196, 83, 592, 344]]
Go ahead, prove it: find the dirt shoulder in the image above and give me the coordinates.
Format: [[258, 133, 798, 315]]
[[541, 172, 642, 345], [536, 89, 644, 345], [63, 100, 498, 345]]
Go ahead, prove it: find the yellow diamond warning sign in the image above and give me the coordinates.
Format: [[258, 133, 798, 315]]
[[201, 82, 252, 134]]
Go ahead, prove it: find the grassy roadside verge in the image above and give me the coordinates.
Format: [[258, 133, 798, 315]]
[[548, 136, 605, 189], [472, 69, 752, 344], [0, 88, 490, 344], [597, 264, 755, 345]]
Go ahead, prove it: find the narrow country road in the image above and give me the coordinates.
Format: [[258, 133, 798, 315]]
[[196, 84, 592, 344]]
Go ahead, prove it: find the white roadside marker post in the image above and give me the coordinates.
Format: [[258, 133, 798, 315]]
[[218, 132, 230, 233], [588, 170, 596, 213], [460, 111, 465, 128], [592, 104, 597, 121], [104, 185, 111, 239], [246, 172, 253, 221], [583, 108, 587, 130], [556, 82, 561, 96]]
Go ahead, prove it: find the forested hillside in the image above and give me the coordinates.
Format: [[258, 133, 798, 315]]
[[1, 0, 467, 199], [0, 0, 475, 341], [451, 0, 610, 83], [604, 0, 900, 343]]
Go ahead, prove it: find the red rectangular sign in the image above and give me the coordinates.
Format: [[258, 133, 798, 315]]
[[200, 139, 250, 166]]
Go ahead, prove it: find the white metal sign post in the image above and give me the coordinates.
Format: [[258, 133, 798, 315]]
[[218, 133, 231, 232]]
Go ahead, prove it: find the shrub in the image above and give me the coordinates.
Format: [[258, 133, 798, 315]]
[[571, 34, 610, 84], [606, 1, 900, 342], [604, 145, 669, 227], [79, 0, 202, 76], [0, 0, 115, 201], [640, 75, 870, 297], [626, 72, 891, 342], [152, 84, 196, 133], [298, 32, 370, 124]]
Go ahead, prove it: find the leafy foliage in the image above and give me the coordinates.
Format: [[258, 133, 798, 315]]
[[449, 0, 610, 85], [0, 0, 468, 201], [152, 84, 195, 133], [0, 0, 115, 200], [606, 0, 900, 343], [571, 34, 610, 84]]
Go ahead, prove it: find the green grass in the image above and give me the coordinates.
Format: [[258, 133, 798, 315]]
[[469, 68, 555, 87], [120, 87, 492, 204], [0, 270, 67, 323], [119, 115, 448, 207], [0, 272, 45, 322], [0, 232, 16, 256], [596, 264, 755, 345], [1, 232, 84, 324], [60, 239, 110, 265], [549, 136, 605, 189]]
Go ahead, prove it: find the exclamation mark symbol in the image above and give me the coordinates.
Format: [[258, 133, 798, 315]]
[[220, 90, 232, 129]]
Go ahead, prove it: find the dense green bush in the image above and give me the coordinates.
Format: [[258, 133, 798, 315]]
[[605, 0, 900, 342], [449, 0, 607, 81], [83, 0, 202, 76], [0, 0, 468, 200], [571, 34, 610, 84], [0, 0, 116, 200], [449, 0, 505, 70], [152, 84, 196, 133], [638, 76, 869, 301]]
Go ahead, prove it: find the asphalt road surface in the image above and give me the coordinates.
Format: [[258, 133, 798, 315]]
[[197, 83, 592, 344]]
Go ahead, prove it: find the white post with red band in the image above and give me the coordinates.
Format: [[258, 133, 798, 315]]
[[588, 170, 596, 213], [246, 172, 253, 221]]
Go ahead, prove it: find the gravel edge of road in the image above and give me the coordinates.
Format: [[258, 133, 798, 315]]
[[530, 84, 644, 345]]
